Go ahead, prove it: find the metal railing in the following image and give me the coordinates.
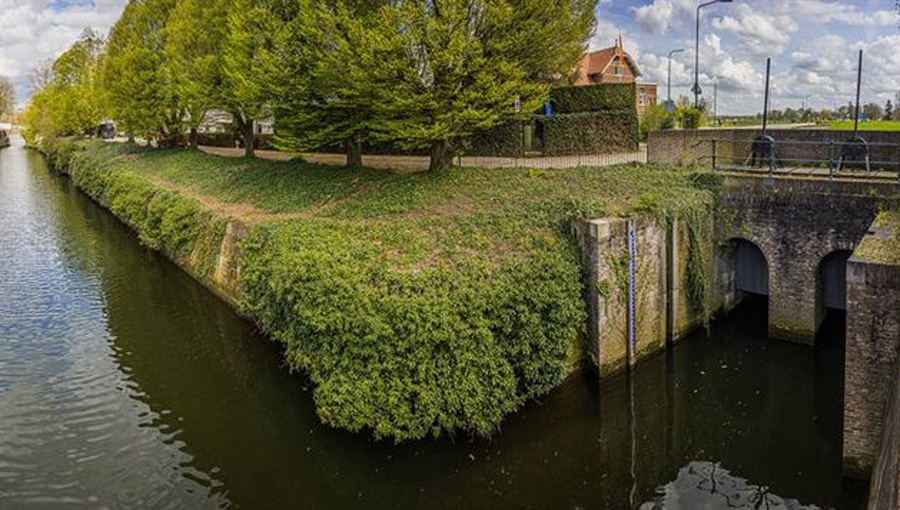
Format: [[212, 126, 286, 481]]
[[693, 137, 900, 180]]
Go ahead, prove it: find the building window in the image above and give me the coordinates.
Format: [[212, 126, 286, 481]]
[[640, 91, 647, 106], [614, 64, 623, 76]]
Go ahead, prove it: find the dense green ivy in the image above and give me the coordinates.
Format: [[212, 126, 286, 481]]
[[44, 138, 219, 278]]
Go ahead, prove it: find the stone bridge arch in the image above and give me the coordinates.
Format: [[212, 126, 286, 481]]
[[716, 176, 880, 344], [722, 237, 770, 297], [816, 247, 854, 319]]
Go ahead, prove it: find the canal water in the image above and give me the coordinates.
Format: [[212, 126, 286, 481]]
[[0, 137, 867, 509]]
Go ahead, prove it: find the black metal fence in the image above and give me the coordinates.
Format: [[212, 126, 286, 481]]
[[694, 137, 900, 180]]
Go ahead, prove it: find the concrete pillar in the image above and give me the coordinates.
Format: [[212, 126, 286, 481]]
[[843, 213, 900, 478], [574, 217, 667, 377], [767, 261, 818, 344]]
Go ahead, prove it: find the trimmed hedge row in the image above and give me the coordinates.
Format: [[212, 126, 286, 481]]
[[464, 121, 526, 157], [550, 83, 636, 114], [539, 111, 639, 156]]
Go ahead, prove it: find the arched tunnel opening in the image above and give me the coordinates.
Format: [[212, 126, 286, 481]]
[[817, 250, 852, 313], [731, 239, 769, 297]]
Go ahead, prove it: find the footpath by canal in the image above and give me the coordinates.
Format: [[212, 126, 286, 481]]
[[0, 136, 867, 509]]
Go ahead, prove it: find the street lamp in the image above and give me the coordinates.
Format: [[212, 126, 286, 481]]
[[693, 0, 733, 108], [667, 48, 685, 106]]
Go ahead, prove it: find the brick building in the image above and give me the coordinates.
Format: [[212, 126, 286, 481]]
[[572, 36, 657, 115]]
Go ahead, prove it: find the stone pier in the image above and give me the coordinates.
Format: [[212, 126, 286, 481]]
[[844, 211, 900, 479]]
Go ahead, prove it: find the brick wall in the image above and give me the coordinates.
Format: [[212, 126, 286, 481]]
[[718, 176, 884, 342], [844, 212, 900, 479]]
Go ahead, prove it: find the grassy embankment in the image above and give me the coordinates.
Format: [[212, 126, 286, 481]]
[[44, 137, 717, 441], [829, 120, 900, 131]]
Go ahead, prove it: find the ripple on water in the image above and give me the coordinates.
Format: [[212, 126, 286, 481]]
[[0, 139, 226, 509]]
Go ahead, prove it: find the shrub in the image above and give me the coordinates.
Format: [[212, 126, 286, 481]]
[[539, 111, 639, 155], [640, 104, 672, 142], [550, 83, 636, 114], [197, 132, 236, 148], [679, 107, 705, 130]]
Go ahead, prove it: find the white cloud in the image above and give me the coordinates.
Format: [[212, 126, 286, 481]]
[[0, 0, 127, 104], [793, 0, 896, 25], [634, 0, 675, 34], [712, 5, 798, 55]]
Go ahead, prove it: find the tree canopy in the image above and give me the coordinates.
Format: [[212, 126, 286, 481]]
[[24, 0, 596, 170]]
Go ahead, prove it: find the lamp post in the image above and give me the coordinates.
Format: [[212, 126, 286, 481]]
[[693, 0, 733, 107], [667, 48, 685, 106]]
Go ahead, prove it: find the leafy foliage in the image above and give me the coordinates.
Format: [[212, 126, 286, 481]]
[[539, 111, 639, 155], [463, 121, 526, 157], [550, 83, 636, 114]]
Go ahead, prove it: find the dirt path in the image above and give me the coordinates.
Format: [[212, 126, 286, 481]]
[[198, 145, 649, 171]]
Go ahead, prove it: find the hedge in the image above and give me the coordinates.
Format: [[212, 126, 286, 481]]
[[539, 111, 639, 156], [550, 83, 636, 114], [464, 121, 526, 157]]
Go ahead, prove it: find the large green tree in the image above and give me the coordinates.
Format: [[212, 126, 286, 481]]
[[163, 0, 229, 148], [103, 0, 179, 143], [271, 0, 386, 166], [221, 0, 281, 157], [320, 0, 596, 171]]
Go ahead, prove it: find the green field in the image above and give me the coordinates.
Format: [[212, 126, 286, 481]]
[[829, 120, 900, 131]]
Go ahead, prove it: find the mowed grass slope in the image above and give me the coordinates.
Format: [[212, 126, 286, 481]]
[[60, 139, 718, 441]]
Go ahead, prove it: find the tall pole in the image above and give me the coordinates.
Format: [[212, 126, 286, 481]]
[[853, 49, 863, 135], [694, 4, 702, 107], [693, 0, 733, 108], [713, 79, 718, 120], [667, 48, 685, 104], [762, 57, 771, 135]]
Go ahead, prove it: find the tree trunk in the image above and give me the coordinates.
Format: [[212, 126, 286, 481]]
[[242, 119, 255, 158], [429, 139, 453, 172], [346, 137, 362, 167], [189, 127, 198, 150]]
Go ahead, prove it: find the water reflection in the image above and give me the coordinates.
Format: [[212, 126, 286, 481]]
[[641, 461, 825, 510], [0, 137, 867, 509]]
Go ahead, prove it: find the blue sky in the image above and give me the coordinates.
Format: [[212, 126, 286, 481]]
[[591, 0, 900, 114], [1, 0, 898, 114]]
